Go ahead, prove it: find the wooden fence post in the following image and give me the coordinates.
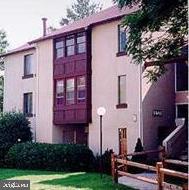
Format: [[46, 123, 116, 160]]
[[114, 157, 118, 183], [156, 162, 164, 190], [111, 152, 115, 181]]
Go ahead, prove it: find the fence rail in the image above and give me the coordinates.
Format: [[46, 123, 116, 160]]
[[111, 149, 188, 190]]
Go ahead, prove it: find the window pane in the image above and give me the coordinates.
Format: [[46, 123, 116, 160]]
[[77, 76, 86, 102], [77, 33, 86, 54], [67, 46, 75, 56], [77, 43, 86, 54], [119, 26, 127, 52], [77, 33, 86, 43], [56, 80, 64, 98], [118, 75, 126, 104], [24, 54, 33, 75], [66, 36, 74, 46], [24, 93, 32, 115], [66, 78, 75, 104], [176, 62, 188, 91], [56, 41, 64, 48], [56, 48, 64, 58]]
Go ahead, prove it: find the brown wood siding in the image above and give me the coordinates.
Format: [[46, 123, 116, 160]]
[[53, 29, 92, 125]]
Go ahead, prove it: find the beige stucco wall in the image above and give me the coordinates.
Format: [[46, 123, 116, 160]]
[[142, 64, 175, 150], [35, 39, 62, 144], [4, 49, 37, 138], [89, 20, 141, 155]]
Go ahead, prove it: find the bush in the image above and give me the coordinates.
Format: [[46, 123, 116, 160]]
[[5, 142, 95, 172], [0, 112, 32, 163], [95, 149, 113, 175]]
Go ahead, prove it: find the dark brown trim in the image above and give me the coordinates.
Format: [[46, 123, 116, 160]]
[[22, 74, 34, 79], [116, 103, 128, 109], [116, 52, 127, 57]]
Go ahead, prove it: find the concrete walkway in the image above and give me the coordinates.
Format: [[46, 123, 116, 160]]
[[119, 172, 158, 190]]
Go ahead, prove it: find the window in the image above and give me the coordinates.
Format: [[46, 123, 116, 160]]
[[77, 33, 86, 54], [66, 35, 75, 56], [118, 25, 127, 53], [23, 93, 33, 116], [117, 75, 127, 108], [77, 76, 86, 103], [176, 62, 188, 91], [24, 54, 33, 76], [55, 40, 64, 58], [56, 80, 64, 104], [66, 78, 75, 105]]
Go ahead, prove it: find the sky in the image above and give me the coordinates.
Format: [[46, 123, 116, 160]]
[[0, 0, 113, 50]]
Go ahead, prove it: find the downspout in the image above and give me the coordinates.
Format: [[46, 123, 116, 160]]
[[35, 43, 40, 142], [139, 63, 143, 143]]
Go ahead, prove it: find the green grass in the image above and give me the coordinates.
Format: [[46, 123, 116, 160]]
[[0, 168, 135, 190]]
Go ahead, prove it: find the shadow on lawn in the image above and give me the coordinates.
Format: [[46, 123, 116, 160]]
[[39, 173, 134, 190], [0, 168, 63, 180]]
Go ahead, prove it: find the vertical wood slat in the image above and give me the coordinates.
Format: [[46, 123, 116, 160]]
[[156, 162, 164, 190], [111, 152, 115, 181]]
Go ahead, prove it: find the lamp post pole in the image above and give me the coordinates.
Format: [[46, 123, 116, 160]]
[[100, 115, 102, 179], [97, 106, 106, 179]]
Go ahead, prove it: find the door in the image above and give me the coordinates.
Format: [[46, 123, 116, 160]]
[[119, 128, 127, 155]]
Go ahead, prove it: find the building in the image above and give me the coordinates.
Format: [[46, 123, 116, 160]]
[[2, 6, 188, 156]]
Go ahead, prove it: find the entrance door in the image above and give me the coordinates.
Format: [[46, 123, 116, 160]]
[[119, 128, 127, 155]]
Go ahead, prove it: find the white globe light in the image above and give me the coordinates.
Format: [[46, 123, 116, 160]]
[[97, 107, 106, 116]]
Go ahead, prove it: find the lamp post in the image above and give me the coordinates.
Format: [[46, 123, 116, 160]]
[[97, 107, 106, 179]]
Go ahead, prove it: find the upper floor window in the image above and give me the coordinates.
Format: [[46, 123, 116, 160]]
[[77, 76, 86, 103], [23, 92, 33, 116], [56, 79, 64, 104], [77, 33, 86, 54], [118, 25, 127, 53], [55, 40, 64, 58], [117, 75, 127, 108], [24, 54, 33, 76], [66, 78, 75, 105], [66, 35, 75, 56]]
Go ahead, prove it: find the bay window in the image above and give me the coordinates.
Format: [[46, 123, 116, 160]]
[[66, 78, 75, 105], [66, 35, 75, 56], [56, 79, 64, 104], [55, 40, 64, 58], [77, 33, 86, 54], [77, 76, 86, 103]]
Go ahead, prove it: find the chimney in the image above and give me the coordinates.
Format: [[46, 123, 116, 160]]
[[42, 17, 47, 36]]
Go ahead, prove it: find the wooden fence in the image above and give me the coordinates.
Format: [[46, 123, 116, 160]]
[[111, 149, 189, 190]]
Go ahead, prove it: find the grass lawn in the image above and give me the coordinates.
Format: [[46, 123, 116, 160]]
[[0, 168, 135, 190]]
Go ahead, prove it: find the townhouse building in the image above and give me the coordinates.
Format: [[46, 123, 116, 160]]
[[2, 6, 188, 156]]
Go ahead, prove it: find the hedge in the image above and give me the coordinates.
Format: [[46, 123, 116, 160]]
[[0, 112, 32, 163], [5, 142, 95, 172]]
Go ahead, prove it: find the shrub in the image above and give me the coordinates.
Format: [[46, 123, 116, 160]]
[[131, 138, 147, 163], [5, 142, 95, 172], [95, 149, 113, 175], [0, 112, 32, 163]]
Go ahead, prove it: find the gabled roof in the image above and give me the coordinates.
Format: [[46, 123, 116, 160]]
[[2, 5, 138, 57], [29, 5, 138, 44], [1, 43, 35, 57]]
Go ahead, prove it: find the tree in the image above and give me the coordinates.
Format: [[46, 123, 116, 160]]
[[114, 0, 187, 81], [60, 0, 102, 26], [0, 29, 8, 70], [0, 30, 8, 112]]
